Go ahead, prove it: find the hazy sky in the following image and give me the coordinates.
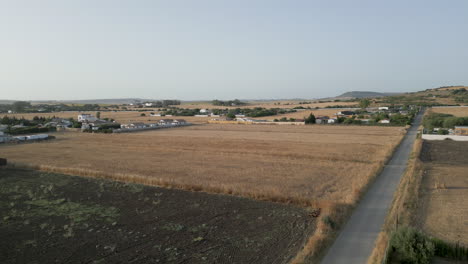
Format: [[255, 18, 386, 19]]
[[1, 0, 468, 100]]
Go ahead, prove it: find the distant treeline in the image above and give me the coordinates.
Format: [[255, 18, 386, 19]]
[[211, 99, 246, 106], [141, 100, 181, 107], [0, 101, 102, 113]]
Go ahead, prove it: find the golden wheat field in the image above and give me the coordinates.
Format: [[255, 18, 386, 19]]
[[2, 124, 404, 205], [180, 100, 358, 110], [262, 109, 356, 121], [429, 106, 468, 117]]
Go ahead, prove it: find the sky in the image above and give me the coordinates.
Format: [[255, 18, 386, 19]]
[[1, 0, 468, 101]]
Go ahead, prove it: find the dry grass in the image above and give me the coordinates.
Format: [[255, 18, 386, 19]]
[[430, 106, 468, 117], [416, 165, 468, 245], [413, 140, 468, 246], [367, 135, 424, 264], [2, 124, 403, 205], [263, 109, 356, 121], [180, 100, 358, 110]]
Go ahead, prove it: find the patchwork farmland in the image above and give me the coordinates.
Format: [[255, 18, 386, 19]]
[[416, 140, 468, 246], [2, 124, 404, 205]]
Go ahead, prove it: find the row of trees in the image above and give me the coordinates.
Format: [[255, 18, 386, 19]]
[[211, 99, 246, 106]]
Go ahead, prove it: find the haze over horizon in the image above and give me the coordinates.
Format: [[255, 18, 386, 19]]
[[1, 0, 468, 101]]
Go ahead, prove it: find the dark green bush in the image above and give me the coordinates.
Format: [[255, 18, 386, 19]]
[[432, 238, 468, 261], [390, 227, 434, 264]]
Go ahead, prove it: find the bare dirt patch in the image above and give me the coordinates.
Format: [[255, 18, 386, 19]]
[[0, 168, 316, 264]]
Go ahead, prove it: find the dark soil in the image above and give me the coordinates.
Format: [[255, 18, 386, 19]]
[[0, 168, 316, 264], [420, 140, 468, 165]]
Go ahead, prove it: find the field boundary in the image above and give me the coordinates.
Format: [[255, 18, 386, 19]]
[[366, 136, 424, 264], [291, 126, 408, 264]]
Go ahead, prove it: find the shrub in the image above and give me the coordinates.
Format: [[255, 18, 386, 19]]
[[389, 227, 434, 264], [437, 129, 449, 135], [432, 238, 468, 261]]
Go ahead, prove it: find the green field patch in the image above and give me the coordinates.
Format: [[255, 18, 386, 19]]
[[23, 199, 119, 223]]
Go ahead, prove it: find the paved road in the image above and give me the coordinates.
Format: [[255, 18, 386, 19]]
[[320, 109, 425, 264]]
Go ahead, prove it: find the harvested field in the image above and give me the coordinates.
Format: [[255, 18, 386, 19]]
[[415, 140, 468, 246], [180, 101, 358, 110], [263, 109, 356, 121], [430, 107, 468, 117], [2, 124, 404, 205], [0, 168, 315, 264]]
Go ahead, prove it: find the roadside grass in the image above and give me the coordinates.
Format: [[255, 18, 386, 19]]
[[367, 135, 424, 264], [368, 129, 468, 263]]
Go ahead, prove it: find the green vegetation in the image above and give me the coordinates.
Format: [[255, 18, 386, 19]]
[[432, 237, 468, 261], [0, 102, 102, 113], [359, 98, 371, 109], [211, 99, 246, 106], [423, 113, 468, 130], [305, 113, 316, 124], [389, 227, 435, 264], [386, 227, 468, 263]]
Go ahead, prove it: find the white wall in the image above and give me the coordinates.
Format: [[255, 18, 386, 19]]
[[422, 134, 468, 141]]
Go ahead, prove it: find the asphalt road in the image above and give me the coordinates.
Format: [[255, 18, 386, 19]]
[[320, 109, 425, 264]]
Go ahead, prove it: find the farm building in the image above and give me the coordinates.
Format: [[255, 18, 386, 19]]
[[336, 111, 355, 116], [82, 120, 116, 131], [327, 118, 338, 124], [454, 126, 468, 136], [378, 119, 390, 124], [121, 123, 147, 129], [159, 119, 175, 125], [316, 116, 330, 124], [78, 114, 98, 122], [378, 107, 389, 111], [172, 119, 187, 125]]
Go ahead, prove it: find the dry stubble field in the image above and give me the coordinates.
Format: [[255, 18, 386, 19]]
[[430, 106, 468, 117], [2, 124, 404, 205], [180, 100, 357, 110], [416, 140, 468, 246]]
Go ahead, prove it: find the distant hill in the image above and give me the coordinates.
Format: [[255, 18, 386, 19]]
[[379, 86, 468, 106], [337, 91, 402, 99]]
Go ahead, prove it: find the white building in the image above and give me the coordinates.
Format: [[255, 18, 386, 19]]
[[378, 107, 389, 111], [378, 119, 390, 124], [78, 114, 98, 122]]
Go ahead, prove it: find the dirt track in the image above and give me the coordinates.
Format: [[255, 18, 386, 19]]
[[0, 168, 316, 264]]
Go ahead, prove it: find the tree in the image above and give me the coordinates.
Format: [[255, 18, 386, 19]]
[[226, 112, 236, 119], [390, 227, 434, 264], [305, 114, 316, 124], [96, 111, 101, 119], [12, 101, 31, 113], [359, 98, 371, 109]]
